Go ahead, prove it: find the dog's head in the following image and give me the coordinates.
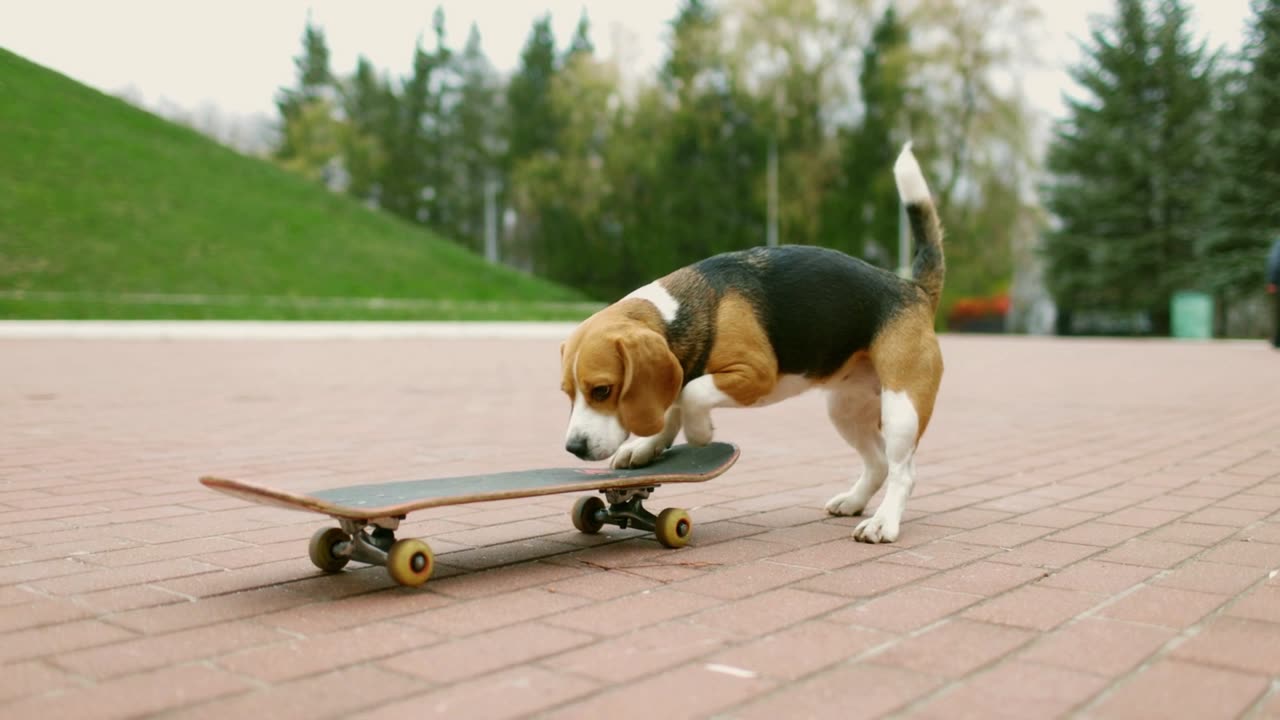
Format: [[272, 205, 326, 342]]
[[559, 314, 683, 461]]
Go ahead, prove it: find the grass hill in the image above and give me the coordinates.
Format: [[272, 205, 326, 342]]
[[0, 48, 597, 321]]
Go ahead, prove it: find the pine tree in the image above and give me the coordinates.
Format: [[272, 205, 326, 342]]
[[274, 18, 334, 163], [442, 23, 504, 251], [820, 5, 909, 265], [380, 8, 452, 225], [504, 15, 562, 269], [565, 11, 595, 63], [339, 56, 395, 204], [1206, 0, 1280, 304], [1042, 0, 1218, 334], [652, 0, 766, 273], [506, 15, 560, 168]]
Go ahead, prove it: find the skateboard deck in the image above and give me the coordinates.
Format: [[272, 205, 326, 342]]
[[199, 442, 739, 588]]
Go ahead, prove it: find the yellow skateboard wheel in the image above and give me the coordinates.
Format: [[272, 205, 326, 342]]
[[308, 527, 351, 572], [387, 538, 434, 587], [654, 508, 692, 548]]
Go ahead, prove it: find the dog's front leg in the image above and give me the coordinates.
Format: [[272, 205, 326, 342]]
[[678, 374, 746, 446], [611, 405, 683, 469]]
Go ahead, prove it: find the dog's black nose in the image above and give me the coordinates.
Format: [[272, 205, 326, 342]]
[[565, 436, 590, 459]]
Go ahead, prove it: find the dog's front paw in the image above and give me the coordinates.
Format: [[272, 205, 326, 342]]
[[824, 491, 868, 517], [610, 436, 665, 469], [683, 413, 714, 446], [852, 514, 899, 544]]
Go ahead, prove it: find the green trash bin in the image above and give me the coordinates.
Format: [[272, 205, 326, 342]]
[[1171, 291, 1214, 339]]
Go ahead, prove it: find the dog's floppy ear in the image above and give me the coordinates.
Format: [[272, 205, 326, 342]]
[[616, 329, 683, 437]]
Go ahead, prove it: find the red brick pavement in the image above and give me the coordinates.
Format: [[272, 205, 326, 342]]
[[2, 331, 1279, 718]]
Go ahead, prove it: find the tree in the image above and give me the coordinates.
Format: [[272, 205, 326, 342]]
[[380, 8, 452, 225], [506, 15, 560, 168], [338, 56, 395, 204], [505, 15, 562, 268], [441, 23, 505, 251], [1205, 0, 1280, 306], [565, 10, 595, 63], [274, 18, 335, 163], [819, 4, 910, 265], [1042, 0, 1219, 334], [725, 0, 865, 247], [653, 0, 767, 273]]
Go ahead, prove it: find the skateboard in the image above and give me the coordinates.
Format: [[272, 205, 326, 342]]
[[199, 442, 739, 588]]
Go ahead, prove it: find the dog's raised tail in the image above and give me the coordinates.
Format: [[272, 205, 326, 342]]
[[894, 142, 945, 312]]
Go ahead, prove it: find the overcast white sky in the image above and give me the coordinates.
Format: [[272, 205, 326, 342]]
[[0, 0, 1256, 127]]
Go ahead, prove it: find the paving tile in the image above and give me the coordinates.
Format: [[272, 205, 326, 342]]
[[706, 620, 893, 680], [1048, 522, 1148, 547], [1146, 522, 1238, 547], [766, 539, 896, 570], [0, 618, 137, 664], [572, 662, 764, 720], [165, 665, 425, 720], [1097, 539, 1203, 569], [918, 508, 1014, 530], [0, 660, 84, 703], [962, 585, 1104, 631], [879, 540, 999, 570], [988, 539, 1102, 569], [1154, 560, 1269, 595], [907, 660, 1108, 720], [1170, 617, 1280, 675], [1097, 586, 1228, 628], [52, 620, 287, 679], [1009, 507, 1100, 529], [1192, 507, 1271, 527], [1037, 560, 1159, 594], [542, 620, 734, 683], [797, 561, 935, 598], [828, 586, 983, 633], [1199, 539, 1280, 568], [690, 587, 848, 636], [354, 666, 598, 720], [1225, 585, 1280, 624], [1019, 618, 1176, 676], [0, 663, 251, 719], [669, 561, 819, 600], [871, 618, 1034, 678], [217, 620, 442, 682], [1100, 507, 1185, 528], [730, 661, 944, 720], [380, 621, 591, 684], [543, 588, 720, 635], [1090, 659, 1268, 720], [919, 560, 1046, 596], [948, 522, 1055, 547]]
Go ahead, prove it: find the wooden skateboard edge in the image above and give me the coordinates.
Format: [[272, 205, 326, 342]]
[[198, 442, 740, 522]]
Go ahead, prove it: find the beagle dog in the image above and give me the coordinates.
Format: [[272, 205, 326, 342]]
[[559, 142, 944, 543]]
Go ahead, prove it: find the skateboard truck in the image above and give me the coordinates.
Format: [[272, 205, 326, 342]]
[[571, 486, 693, 549], [308, 515, 436, 588]]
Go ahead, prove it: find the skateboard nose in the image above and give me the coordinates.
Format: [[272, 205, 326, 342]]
[[565, 436, 590, 459]]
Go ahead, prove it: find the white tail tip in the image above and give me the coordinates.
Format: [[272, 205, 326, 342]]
[[894, 141, 931, 206]]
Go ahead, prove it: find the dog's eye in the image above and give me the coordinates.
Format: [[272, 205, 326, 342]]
[[590, 386, 612, 402]]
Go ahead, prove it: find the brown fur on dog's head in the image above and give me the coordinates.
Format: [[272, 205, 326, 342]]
[[560, 302, 682, 459]]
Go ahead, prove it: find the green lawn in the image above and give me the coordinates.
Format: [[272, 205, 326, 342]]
[[0, 48, 591, 321]]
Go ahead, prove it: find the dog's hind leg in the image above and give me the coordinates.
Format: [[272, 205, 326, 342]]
[[824, 381, 888, 517], [851, 389, 918, 543]]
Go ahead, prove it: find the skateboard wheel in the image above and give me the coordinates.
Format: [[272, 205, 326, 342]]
[[654, 508, 692, 549], [387, 538, 434, 588], [308, 527, 351, 572], [571, 495, 606, 534]]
